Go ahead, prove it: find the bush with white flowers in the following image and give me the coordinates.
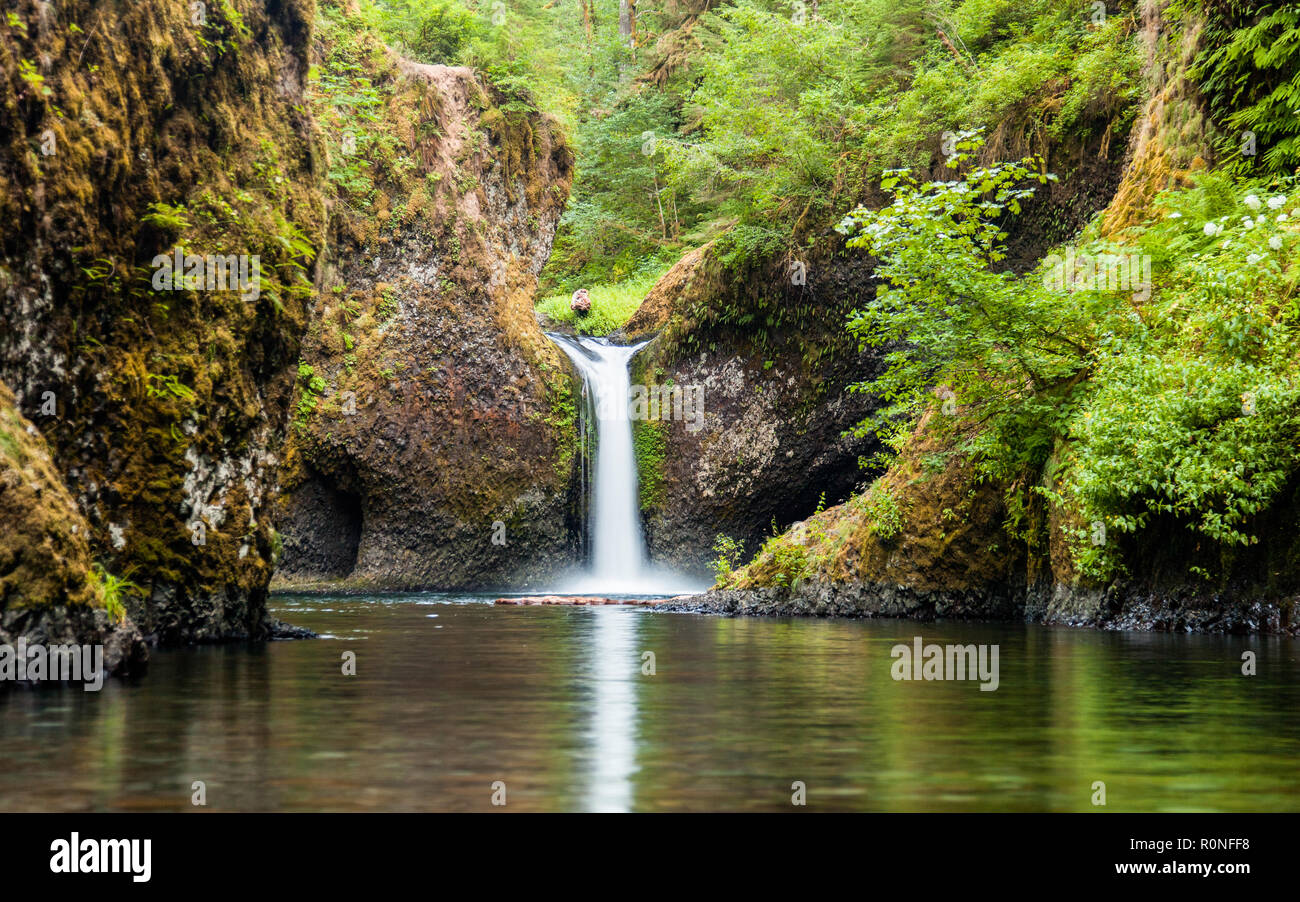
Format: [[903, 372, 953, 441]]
[[841, 161, 1300, 583], [1064, 174, 1300, 579]]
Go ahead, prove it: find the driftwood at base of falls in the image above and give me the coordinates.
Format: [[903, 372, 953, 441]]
[[494, 595, 683, 606]]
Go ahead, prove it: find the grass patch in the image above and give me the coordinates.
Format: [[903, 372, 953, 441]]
[[536, 272, 663, 336], [0, 419, 23, 464], [88, 563, 139, 624]]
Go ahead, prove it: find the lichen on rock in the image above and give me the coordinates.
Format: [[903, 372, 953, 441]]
[[0, 380, 146, 677], [0, 0, 328, 643]]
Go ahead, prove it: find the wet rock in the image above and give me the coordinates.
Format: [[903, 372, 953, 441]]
[[663, 584, 1023, 621], [570, 289, 591, 315], [627, 246, 884, 576], [266, 619, 318, 640]]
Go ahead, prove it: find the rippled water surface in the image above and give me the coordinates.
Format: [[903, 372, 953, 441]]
[[2, 593, 1298, 812]]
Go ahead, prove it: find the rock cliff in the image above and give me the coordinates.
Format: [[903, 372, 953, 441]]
[[273, 19, 578, 591], [0, 0, 327, 642]]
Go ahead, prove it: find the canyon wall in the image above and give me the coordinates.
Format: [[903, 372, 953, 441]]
[[273, 13, 578, 591], [0, 0, 327, 644]]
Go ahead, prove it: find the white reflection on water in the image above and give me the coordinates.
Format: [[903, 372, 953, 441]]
[[583, 607, 641, 812]]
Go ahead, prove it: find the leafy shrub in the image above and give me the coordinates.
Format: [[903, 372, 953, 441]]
[[840, 135, 1300, 581], [1062, 178, 1300, 578], [862, 486, 905, 541], [766, 538, 810, 589], [711, 534, 747, 586], [837, 138, 1076, 479], [367, 0, 484, 64]]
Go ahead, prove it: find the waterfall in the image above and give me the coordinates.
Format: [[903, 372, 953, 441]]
[[547, 333, 704, 595]]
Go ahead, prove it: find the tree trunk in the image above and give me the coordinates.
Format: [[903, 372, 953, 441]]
[[618, 0, 637, 48]]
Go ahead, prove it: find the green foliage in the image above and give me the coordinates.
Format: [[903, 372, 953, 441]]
[[536, 271, 664, 335], [711, 534, 747, 586], [657, 0, 1139, 251], [367, 0, 485, 63], [632, 416, 667, 509], [664, 0, 920, 244], [1060, 176, 1300, 579], [17, 57, 50, 96], [1186, 0, 1300, 174], [311, 3, 406, 207], [88, 564, 139, 624], [765, 537, 811, 589], [146, 373, 197, 404], [260, 218, 318, 313], [375, 287, 399, 321], [295, 362, 328, 430], [838, 139, 1072, 477], [840, 136, 1300, 582], [141, 202, 192, 234], [544, 90, 696, 286], [860, 485, 905, 541]]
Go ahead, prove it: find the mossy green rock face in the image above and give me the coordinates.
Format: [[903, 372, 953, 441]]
[[274, 60, 579, 591], [625, 247, 884, 576], [0, 2, 327, 642], [0, 381, 147, 674]]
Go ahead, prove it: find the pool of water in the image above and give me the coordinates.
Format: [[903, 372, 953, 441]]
[[1, 593, 1297, 812]]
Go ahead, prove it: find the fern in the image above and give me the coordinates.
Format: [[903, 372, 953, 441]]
[[1189, 2, 1300, 174]]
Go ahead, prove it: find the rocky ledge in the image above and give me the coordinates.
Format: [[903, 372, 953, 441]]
[[659, 584, 1023, 621], [661, 582, 1299, 636]]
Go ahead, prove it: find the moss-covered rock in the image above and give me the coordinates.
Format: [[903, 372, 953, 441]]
[[0, 380, 146, 675], [0, 1, 328, 642], [677, 408, 1024, 619], [1099, 0, 1215, 237], [624, 241, 886, 575], [274, 16, 577, 591]]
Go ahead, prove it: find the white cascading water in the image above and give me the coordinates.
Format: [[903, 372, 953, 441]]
[[548, 333, 704, 596]]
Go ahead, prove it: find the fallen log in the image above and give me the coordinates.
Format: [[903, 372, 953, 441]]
[[494, 595, 674, 606]]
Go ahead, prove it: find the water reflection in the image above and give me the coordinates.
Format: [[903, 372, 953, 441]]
[[0, 595, 1297, 812], [582, 608, 640, 812]]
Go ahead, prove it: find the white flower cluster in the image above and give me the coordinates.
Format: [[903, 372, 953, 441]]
[[1200, 194, 1291, 260]]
